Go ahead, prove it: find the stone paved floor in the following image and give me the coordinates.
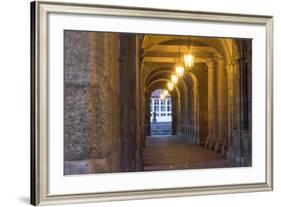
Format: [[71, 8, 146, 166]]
[[150, 122, 172, 135], [143, 135, 237, 171]]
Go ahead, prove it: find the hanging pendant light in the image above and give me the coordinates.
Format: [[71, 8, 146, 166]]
[[171, 74, 178, 84], [184, 54, 194, 68], [175, 43, 184, 77], [160, 93, 165, 100], [167, 81, 174, 91], [184, 36, 194, 68], [175, 64, 184, 77]]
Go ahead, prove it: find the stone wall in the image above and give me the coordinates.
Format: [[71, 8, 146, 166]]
[[225, 39, 252, 166], [64, 31, 138, 175], [64, 31, 91, 164]]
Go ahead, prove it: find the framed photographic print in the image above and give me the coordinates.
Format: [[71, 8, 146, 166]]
[[31, 0, 273, 205]]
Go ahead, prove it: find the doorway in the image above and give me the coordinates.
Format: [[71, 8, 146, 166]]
[[150, 89, 172, 136]]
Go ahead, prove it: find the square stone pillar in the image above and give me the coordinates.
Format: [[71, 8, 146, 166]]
[[215, 58, 226, 152], [226, 63, 234, 160], [205, 59, 216, 148], [88, 32, 120, 173]]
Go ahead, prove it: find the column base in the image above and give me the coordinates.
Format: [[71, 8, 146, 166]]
[[209, 137, 219, 150], [204, 135, 212, 148], [240, 157, 252, 167], [226, 153, 251, 167], [235, 155, 242, 164], [214, 138, 225, 153], [226, 151, 236, 161]]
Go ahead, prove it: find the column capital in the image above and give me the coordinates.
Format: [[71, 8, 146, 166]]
[[206, 59, 214, 69], [216, 57, 225, 65], [206, 57, 224, 68], [226, 62, 235, 70]]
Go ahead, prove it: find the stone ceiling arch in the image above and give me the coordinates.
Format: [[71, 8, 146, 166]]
[[145, 79, 180, 99], [145, 68, 173, 87], [183, 71, 199, 90], [142, 35, 236, 64]]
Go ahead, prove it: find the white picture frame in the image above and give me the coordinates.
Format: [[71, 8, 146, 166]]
[[31, 0, 273, 205]]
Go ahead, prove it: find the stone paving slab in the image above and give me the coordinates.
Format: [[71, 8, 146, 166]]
[[143, 135, 237, 171]]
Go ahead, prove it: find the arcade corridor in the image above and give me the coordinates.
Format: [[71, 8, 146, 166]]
[[64, 31, 252, 175]]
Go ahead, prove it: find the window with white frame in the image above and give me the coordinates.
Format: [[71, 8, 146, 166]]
[[167, 98, 171, 112], [154, 99, 159, 112], [150, 89, 172, 122]]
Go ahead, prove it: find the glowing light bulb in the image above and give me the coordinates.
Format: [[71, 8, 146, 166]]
[[160, 93, 165, 100], [167, 82, 174, 91], [171, 74, 178, 84], [175, 65, 184, 77], [184, 54, 194, 68]]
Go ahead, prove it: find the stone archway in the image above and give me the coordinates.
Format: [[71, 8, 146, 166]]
[[63, 30, 253, 175], [144, 79, 180, 138]]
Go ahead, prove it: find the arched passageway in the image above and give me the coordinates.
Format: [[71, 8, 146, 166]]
[[140, 34, 252, 170], [149, 89, 173, 136], [64, 31, 252, 175]]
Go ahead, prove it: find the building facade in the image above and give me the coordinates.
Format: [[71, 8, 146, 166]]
[[150, 89, 172, 123]]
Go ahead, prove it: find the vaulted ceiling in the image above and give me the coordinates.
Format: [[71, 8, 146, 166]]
[[141, 34, 234, 94]]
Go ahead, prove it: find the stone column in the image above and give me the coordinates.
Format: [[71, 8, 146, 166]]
[[187, 89, 191, 139], [205, 60, 215, 148], [139, 63, 146, 151], [88, 32, 120, 173], [144, 96, 151, 137], [239, 40, 252, 166], [205, 60, 218, 149], [172, 95, 178, 135], [193, 85, 200, 145], [226, 63, 234, 159], [215, 58, 226, 152], [226, 61, 241, 162], [118, 34, 138, 172], [135, 36, 143, 171], [234, 59, 242, 163]]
